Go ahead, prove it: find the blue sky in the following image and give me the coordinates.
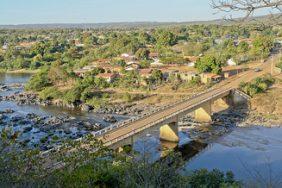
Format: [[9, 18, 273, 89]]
[[0, 0, 267, 25]]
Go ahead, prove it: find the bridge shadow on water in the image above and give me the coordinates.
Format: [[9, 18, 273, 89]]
[[159, 102, 251, 163]]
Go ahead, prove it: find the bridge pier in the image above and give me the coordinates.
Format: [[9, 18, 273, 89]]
[[213, 97, 230, 109], [160, 122, 179, 142], [195, 101, 212, 123]]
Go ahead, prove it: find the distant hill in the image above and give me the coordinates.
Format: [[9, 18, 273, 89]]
[[0, 20, 226, 30], [0, 14, 280, 29]]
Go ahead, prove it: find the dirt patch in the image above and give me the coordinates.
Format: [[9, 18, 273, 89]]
[[249, 78, 282, 123]]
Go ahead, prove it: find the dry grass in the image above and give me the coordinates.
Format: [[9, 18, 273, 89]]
[[251, 78, 282, 118]]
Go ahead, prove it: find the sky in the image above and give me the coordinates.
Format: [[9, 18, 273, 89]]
[[0, 0, 271, 25], [0, 0, 226, 25]]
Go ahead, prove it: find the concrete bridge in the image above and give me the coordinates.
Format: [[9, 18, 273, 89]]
[[93, 57, 273, 149], [93, 87, 249, 149]]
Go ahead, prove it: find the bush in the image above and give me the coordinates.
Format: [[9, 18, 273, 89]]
[[240, 75, 275, 96], [38, 87, 62, 100], [188, 169, 241, 187], [62, 85, 84, 104], [25, 68, 51, 91]]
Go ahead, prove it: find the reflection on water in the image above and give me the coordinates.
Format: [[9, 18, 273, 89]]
[[0, 73, 31, 84], [133, 126, 282, 182]]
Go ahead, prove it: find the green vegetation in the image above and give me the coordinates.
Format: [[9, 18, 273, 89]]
[[195, 55, 222, 74], [0, 131, 241, 187], [277, 58, 282, 69], [240, 75, 275, 96]]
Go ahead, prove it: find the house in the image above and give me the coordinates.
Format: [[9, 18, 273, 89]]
[[96, 73, 119, 83], [187, 62, 195, 67], [160, 69, 178, 81], [2, 43, 8, 50], [200, 73, 222, 84], [151, 59, 164, 67], [179, 71, 198, 82], [18, 41, 36, 48], [227, 58, 237, 66], [149, 52, 159, 59], [139, 69, 152, 78], [125, 62, 141, 71], [121, 53, 136, 61]]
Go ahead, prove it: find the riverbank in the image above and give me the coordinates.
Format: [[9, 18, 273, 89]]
[[3, 69, 39, 74]]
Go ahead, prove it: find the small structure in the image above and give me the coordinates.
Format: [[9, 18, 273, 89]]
[[200, 73, 222, 84], [151, 59, 164, 67], [139, 69, 152, 78], [121, 53, 136, 61], [187, 62, 195, 67], [2, 43, 8, 50], [179, 71, 198, 82], [149, 52, 159, 59], [227, 58, 237, 66], [125, 62, 141, 71], [96, 73, 119, 83]]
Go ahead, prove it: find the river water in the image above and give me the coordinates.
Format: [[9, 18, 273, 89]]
[[1, 73, 282, 182], [0, 73, 129, 123]]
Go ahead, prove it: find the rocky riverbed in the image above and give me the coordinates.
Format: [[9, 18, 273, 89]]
[[1, 85, 157, 116], [0, 108, 105, 151]]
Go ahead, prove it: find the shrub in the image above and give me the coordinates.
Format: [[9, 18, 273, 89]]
[[25, 68, 51, 91], [38, 87, 62, 100], [239, 75, 275, 96]]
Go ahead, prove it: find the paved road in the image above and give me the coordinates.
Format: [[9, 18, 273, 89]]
[[98, 56, 274, 146]]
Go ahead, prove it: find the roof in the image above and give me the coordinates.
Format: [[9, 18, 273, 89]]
[[139, 69, 152, 76], [201, 73, 221, 78], [96, 73, 118, 79], [184, 56, 199, 62], [149, 52, 159, 58]]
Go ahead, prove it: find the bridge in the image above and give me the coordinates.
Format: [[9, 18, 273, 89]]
[[93, 59, 273, 149]]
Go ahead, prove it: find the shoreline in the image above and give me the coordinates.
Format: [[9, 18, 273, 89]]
[[2, 69, 39, 74]]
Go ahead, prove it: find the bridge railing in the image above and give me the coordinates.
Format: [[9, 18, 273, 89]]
[[92, 87, 220, 138], [103, 87, 233, 146]]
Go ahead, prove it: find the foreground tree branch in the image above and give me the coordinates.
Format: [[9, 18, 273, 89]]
[[212, 0, 282, 24]]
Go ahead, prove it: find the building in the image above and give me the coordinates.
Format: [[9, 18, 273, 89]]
[[149, 52, 159, 59], [151, 59, 164, 67], [121, 53, 136, 61], [179, 71, 198, 82], [96, 73, 119, 83], [125, 62, 141, 71], [200, 73, 222, 84], [227, 58, 237, 66], [139, 69, 152, 78]]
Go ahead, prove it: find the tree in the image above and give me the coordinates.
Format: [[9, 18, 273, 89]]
[[48, 61, 70, 84], [212, 0, 282, 24], [195, 55, 222, 74], [155, 30, 177, 47], [25, 68, 51, 91], [238, 41, 249, 53], [251, 35, 273, 58], [135, 48, 150, 60]]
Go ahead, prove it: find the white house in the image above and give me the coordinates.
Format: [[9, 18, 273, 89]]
[[187, 62, 195, 67], [151, 58, 164, 67], [121, 53, 130, 58], [2, 43, 8, 50], [227, 58, 237, 66]]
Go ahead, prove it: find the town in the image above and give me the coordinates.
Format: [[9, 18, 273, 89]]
[[1, 0, 282, 187]]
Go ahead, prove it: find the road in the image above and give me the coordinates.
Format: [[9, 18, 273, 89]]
[[98, 55, 275, 146]]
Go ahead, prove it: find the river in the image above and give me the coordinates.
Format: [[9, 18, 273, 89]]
[[1, 73, 282, 182]]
